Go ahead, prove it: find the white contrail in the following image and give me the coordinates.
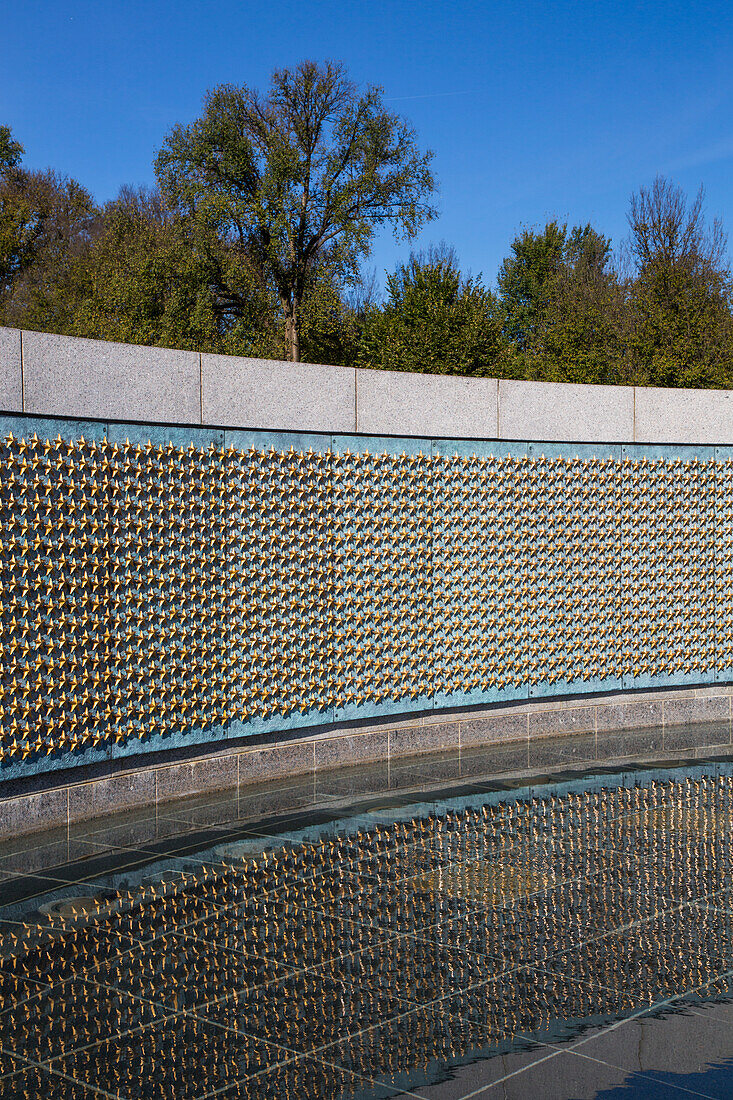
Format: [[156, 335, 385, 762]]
[[385, 90, 474, 102]]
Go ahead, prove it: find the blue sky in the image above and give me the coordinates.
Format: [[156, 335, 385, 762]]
[[3, 0, 733, 291]]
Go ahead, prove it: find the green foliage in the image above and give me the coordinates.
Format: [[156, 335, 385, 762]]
[[2, 110, 733, 392], [358, 247, 505, 375], [536, 273, 626, 385], [0, 126, 34, 298], [527, 225, 626, 384], [296, 265, 363, 366], [0, 161, 97, 332], [55, 185, 366, 362], [0, 179, 35, 299], [623, 177, 733, 387], [0, 126, 23, 173], [154, 60, 436, 360], [495, 221, 626, 384], [625, 268, 733, 389], [65, 186, 223, 350], [497, 221, 567, 352]]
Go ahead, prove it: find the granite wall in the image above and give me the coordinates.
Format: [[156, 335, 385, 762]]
[[4, 326, 733, 442]]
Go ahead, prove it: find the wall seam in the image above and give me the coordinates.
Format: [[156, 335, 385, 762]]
[[633, 386, 636, 441], [496, 379, 501, 438], [199, 352, 203, 424], [594, 704, 598, 760], [19, 329, 24, 412], [354, 368, 358, 432], [526, 711, 530, 769]]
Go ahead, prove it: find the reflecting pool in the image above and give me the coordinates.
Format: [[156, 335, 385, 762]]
[[5, 751, 733, 1097]]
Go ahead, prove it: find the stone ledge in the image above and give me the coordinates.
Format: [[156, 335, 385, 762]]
[[8, 325, 733, 445], [0, 684, 731, 838]]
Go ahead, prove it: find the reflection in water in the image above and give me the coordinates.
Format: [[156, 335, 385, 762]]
[[4, 768, 733, 1096]]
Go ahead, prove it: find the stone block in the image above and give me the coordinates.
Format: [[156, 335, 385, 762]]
[[314, 729, 389, 770], [202, 353, 355, 431], [498, 379, 634, 442], [634, 385, 733, 444], [238, 741, 314, 785], [663, 695, 730, 727], [155, 754, 238, 805], [0, 788, 67, 837], [22, 330, 201, 422], [595, 700, 664, 732], [390, 721, 460, 759], [460, 713, 528, 747], [68, 769, 156, 826], [356, 368, 498, 438], [528, 706, 596, 738], [0, 326, 22, 411]]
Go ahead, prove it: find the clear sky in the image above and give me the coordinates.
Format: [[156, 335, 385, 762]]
[[3, 0, 733, 291]]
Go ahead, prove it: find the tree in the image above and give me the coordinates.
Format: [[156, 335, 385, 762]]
[[497, 221, 567, 353], [63, 184, 367, 361], [0, 126, 23, 173], [0, 125, 33, 298], [357, 244, 505, 375], [0, 130, 97, 330], [533, 225, 626, 384], [65, 186, 224, 350], [154, 60, 436, 361], [496, 221, 626, 383], [623, 177, 733, 387]]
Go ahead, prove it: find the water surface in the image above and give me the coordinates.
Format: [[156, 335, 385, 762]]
[[3, 748, 733, 1097]]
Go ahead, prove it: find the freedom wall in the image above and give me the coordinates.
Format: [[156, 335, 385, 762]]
[[2, 327, 733, 828]]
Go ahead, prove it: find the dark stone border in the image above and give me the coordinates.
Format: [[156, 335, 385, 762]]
[[1, 684, 731, 839]]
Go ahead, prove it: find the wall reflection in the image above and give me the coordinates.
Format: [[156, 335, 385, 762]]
[[3, 771, 733, 1096]]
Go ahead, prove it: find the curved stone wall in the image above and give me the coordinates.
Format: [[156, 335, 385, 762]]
[[6, 325, 733, 443], [0, 409, 729, 784]]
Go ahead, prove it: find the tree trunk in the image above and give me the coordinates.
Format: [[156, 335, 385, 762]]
[[291, 315, 300, 362], [284, 305, 301, 362]]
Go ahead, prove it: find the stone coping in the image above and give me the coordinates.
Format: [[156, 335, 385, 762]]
[[1, 684, 731, 839], [4, 325, 733, 443]]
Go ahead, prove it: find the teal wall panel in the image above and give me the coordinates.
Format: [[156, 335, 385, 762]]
[[331, 432, 434, 726], [0, 410, 731, 781], [432, 438, 529, 711]]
